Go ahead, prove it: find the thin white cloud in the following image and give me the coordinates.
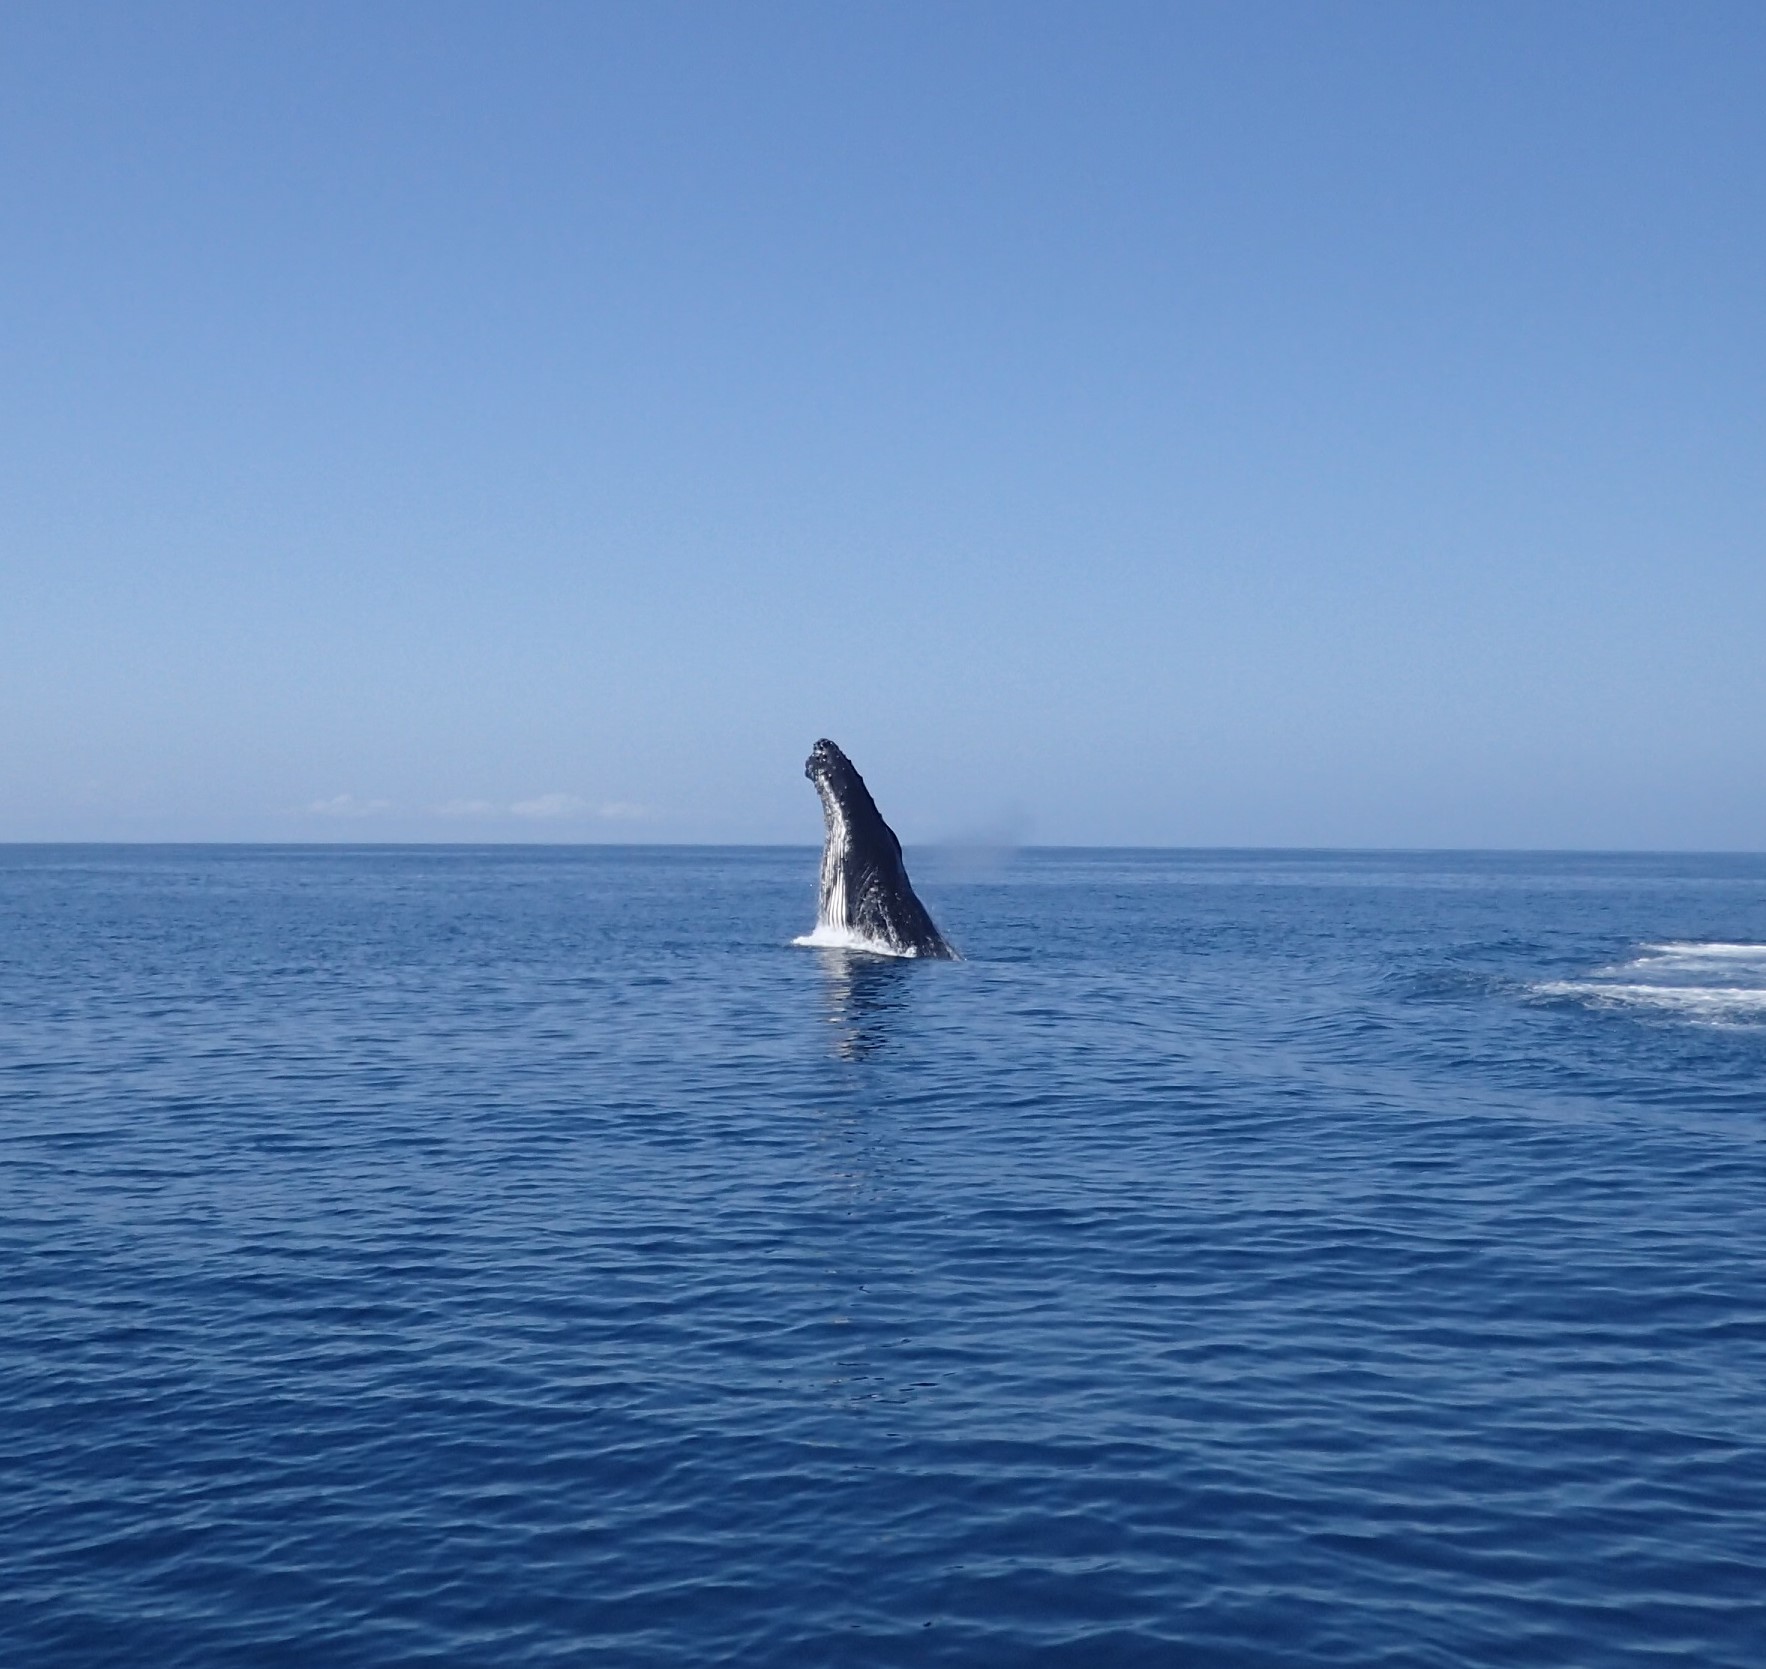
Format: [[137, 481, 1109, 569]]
[[596, 801, 650, 821], [305, 794, 394, 818], [434, 798, 500, 818]]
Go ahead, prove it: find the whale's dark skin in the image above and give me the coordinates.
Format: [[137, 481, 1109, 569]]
[[804, 739, 955, 959]]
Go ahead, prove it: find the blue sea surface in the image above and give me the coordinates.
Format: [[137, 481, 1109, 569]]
[[3, 845, 1764, 1667]]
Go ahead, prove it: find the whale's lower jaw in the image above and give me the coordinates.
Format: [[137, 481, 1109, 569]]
[[803, 739, 956, 960]]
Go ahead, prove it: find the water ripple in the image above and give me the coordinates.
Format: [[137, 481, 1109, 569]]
[[2, 847, 1764, 1666]]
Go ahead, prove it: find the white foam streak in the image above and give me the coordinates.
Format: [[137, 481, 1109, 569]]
[[1633, 942, 1766, 967], [1535, 981, 1766, 1017], [1535, 940, 1766, 1025]]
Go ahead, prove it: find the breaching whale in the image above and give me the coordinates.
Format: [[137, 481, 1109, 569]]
[[800, 739, 956, 959]]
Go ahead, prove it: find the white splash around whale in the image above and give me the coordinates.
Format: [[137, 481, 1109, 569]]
[[791, 923, 928, 958]]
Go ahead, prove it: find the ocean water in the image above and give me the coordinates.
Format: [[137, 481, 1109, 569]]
[[3, 845, 1764, 1668]]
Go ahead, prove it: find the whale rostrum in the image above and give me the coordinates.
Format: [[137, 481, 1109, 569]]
[[802, 739, 956, 959]]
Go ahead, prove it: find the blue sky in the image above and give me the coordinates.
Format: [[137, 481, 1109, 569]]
[[4, 1, 1762, 846]]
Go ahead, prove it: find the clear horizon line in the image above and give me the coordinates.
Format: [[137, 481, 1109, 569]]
[[3, 839, 1763, 858]]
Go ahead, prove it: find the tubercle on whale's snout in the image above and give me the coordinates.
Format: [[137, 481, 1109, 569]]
[[805, 739, 853, 792]]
